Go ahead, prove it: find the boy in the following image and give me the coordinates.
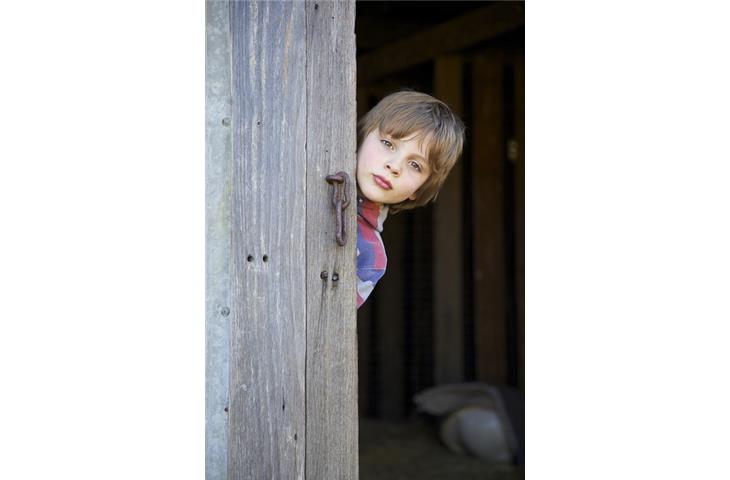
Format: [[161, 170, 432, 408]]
[[356, 90, 465, 308]]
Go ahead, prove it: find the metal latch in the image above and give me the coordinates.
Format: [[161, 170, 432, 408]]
[[325, 171, 351, 246]]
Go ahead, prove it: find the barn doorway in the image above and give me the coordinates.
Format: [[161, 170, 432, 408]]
[[355, 2, 525, 478]]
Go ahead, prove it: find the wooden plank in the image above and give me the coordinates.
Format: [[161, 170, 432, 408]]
[[512, 52, 525, 392], [228, 1, 307, 478], [472, 52, 508, 385], [358, 3, 524, 85], [376, 212, 407, 420], [205, 2, 231, 479], [305, 1, 358, 479], [406, 207, 435, 398], [433, 55, 465, 385]]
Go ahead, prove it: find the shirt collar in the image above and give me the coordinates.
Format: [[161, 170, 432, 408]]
[[357, 194, 388, 233]]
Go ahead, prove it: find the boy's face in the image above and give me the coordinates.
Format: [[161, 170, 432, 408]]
[[356, 129, 431, 205]]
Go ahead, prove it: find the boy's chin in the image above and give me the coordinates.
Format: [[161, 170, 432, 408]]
[[358, 186, 389, 205]]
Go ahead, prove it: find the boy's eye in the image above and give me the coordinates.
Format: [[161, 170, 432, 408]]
[[380, 139, 394, 150]]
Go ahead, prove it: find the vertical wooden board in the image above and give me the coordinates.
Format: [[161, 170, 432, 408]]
[[305, 1, 358, 479], [229, 2, 307, 478], [472, 52, 508, 385], [512, 53, 525, 392], [206, 2, 231, 479], [376, 213, 406, 420], [433, 55, 465, 385], [407, 207, 435, 398]]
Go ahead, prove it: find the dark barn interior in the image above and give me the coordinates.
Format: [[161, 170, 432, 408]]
[[355, 2, 525, 478]]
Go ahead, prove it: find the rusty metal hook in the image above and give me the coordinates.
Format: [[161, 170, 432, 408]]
[[325, 171, 350, 246]]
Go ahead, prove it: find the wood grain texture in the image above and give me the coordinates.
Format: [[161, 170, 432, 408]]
[[305, 1, 359, 478], [206, 2, 232, 478], [358, 3, 524, 85], [433, 55, 465, 385], [472, 52, 508, 385], [228, 1, 307, 478]]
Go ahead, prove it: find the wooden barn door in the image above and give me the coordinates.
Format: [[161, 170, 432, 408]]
[[206, 1, 357, 479]]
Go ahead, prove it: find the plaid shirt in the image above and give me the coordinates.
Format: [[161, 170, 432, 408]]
[[356, 195, 389, 309]]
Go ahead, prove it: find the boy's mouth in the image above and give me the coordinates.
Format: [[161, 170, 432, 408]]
[[373, 174, 392, 190]]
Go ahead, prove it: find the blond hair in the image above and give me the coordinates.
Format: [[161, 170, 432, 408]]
[[357, 90, 465, 214]]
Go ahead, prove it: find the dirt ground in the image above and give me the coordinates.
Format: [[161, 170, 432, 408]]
[[359, 416, 524, 480]]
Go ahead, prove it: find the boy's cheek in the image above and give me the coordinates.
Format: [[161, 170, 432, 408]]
[[354, 161, 366, 193]]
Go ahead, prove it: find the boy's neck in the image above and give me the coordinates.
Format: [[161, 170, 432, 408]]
[[356, 188, 389, 232], [356, 186, 384, 208]]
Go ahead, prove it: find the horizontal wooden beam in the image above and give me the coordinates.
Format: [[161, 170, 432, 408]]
[[357, 3, 524, 85]]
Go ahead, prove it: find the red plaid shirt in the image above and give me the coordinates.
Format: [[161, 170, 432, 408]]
[[356, 195, 389, 308]]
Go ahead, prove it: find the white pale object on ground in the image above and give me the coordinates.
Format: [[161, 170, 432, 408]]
[[439, 406, 512, 463], [413, 382, 519, 464]]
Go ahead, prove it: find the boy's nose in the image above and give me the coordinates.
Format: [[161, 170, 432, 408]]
[[385, 161, 400, 176]]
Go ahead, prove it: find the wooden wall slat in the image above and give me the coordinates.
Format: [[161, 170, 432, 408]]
[[206, 2, 231, 478], [472, 52, 508, 385], [406, 207, 435, 398], [228, 1, 307, 478], [305, 1, 359, 478], [513, 52, 525, 392], [433, 55, 465, 385], [376, 213, 407, 420]]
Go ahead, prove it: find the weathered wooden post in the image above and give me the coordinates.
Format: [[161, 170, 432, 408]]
[[206, 1, 357, 478], [206, 2, 232, 479]]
